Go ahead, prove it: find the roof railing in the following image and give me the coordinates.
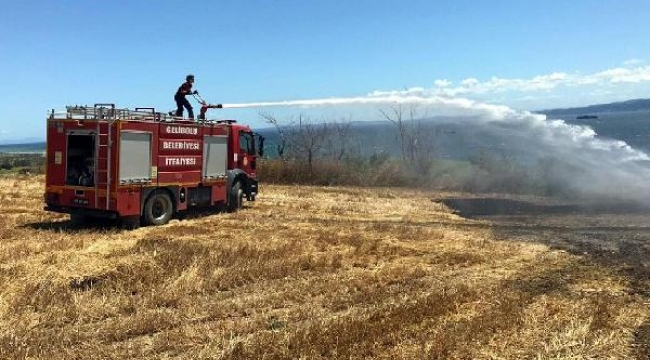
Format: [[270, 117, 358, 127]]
[[48, 104, 236, 124]]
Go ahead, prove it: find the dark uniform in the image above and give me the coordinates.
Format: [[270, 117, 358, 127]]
[[174, 75, 195, 118]]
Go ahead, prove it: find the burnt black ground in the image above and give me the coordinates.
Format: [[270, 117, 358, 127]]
[[440, 195, 650, 358]]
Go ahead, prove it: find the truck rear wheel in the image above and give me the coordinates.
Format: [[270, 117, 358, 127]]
[[227, 182, 243, 213], [70, 213, 90, 225], [143, 191, 173, 225]]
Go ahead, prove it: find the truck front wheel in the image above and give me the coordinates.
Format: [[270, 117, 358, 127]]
[[227, 182, 243, 213], [143, 191, 173, 225]]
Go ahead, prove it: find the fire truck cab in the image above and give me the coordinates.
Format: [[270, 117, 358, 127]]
[[44, 104, 262, 227]]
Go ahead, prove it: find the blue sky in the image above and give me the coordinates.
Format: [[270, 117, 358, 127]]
[[2, 0, 650, 142]]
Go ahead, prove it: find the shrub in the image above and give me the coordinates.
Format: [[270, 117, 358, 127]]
[[258, 153, 556, 196]]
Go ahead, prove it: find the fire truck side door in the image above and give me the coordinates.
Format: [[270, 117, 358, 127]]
[[238, 131, 256, 172]]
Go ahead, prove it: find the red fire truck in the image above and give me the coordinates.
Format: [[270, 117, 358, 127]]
[[44, 104, 263, 227]]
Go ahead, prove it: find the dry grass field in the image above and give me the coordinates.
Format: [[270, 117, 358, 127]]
[[1, 174, 649, 359]]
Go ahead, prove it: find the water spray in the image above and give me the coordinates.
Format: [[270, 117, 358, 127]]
[[215, 93, 650, 202], [220, 95, 487, 109]]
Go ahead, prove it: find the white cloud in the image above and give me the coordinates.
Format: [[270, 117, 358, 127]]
[[434, 79, 451, 87], [592, 66, 650, 83], [461, 78, 479, 87], [368, 65, 650, 101], [367, 87, 425, 97], [623, 58, 643, 66]]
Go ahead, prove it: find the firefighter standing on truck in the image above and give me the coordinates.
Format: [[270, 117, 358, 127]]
[[174, 74, 198, 119]]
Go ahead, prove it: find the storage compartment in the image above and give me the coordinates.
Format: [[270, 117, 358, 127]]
[[119, 131, 152, 184], [66, 133, 95, 187], [188, 186, 212, 206], [203, 135, 228, 179]]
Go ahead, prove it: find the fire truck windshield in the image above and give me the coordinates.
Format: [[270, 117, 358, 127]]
[[239, 132, 255, 155]]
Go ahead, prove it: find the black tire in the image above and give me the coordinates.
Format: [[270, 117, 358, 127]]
[[121, 216, 141, 230], [142, 190, 173, 226], [70, 213, 89, 224], [227, 182, 244, 213]]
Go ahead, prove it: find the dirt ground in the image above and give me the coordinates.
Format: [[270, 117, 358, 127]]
[[1, 175, 650, 359]]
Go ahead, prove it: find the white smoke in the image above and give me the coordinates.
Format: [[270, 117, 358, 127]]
[[224, 94, 650, 201], [459, 109, 650, 200]]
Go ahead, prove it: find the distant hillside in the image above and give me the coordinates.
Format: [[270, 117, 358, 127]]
[[0, 142, 46, 153], [542, 98, 650, 116], [0, 137, 44, 146]]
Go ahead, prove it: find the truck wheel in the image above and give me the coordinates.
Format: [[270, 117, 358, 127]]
[[143, 191, 173, 226], [227, 182, 243, 213], [70, 214, 90, 225], [121, 216, 141, 230], [70, 214, 95, 228]]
